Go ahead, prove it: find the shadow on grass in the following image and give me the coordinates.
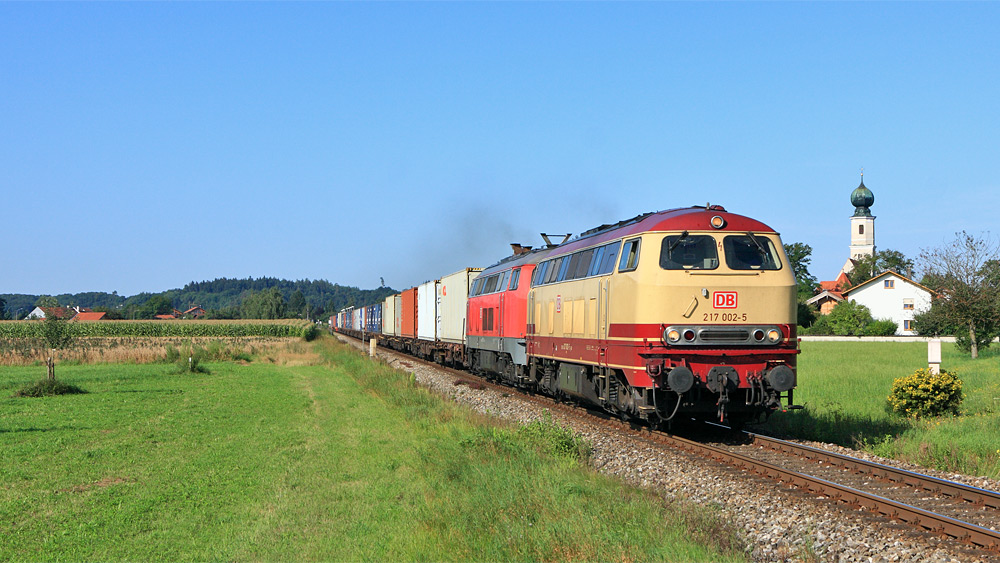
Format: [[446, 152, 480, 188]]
[[112, 389, 184, 395], [757, 405, 911, 447], [0, 425, 89, 434]]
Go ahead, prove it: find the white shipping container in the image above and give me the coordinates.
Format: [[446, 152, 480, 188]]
[[417, 280, 438, 341], [394, 295, 403, 336], [437, 268, 482, 344], [382, 295, 397, 336]]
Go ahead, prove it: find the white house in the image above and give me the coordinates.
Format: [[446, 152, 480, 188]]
[[843, 271, 935, 335]]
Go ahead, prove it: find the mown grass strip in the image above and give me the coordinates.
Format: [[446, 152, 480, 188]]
[[0, 337, 746, 562]]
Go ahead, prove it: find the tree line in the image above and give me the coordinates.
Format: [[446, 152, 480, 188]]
[[1, 278, 398, 322]]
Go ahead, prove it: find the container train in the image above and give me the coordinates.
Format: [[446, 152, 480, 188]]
[[334, 205, 799, 429]]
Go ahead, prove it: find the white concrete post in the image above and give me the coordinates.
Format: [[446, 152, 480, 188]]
[[928, 338, 941, 375], [369, 337, 377, 357]]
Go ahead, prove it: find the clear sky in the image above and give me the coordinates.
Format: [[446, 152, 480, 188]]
[[3, 2, 998, 296]]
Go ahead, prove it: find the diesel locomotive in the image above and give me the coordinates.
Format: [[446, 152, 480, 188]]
[[336, 204, 799, 428]]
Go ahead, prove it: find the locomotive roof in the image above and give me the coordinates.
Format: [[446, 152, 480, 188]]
[[476, 245, 559, 276], [550, 205, 777, 255], [475, 205, 776, 276]]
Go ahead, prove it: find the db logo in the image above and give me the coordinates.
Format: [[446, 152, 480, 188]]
[[713, 291, 738, 309]]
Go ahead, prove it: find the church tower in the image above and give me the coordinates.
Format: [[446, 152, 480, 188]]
[[840, 174, 875, 275], [849, 174, 875, 259]]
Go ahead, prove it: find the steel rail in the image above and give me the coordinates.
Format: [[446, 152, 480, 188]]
[[640, 429, 1000, 552], [746, 432, 1000, 511]]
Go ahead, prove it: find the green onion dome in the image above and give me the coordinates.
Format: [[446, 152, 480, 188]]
[[851, 179, 874, 217]]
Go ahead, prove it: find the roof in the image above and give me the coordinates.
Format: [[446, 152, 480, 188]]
[[843, 270, 937, 297], [72, 312, 106, 321], [805, 290, 845, 306], [817, 272, 851, 297], [154, 314, 177, 320], [183, 306, 205, 314], [38, 307, 76, 320]]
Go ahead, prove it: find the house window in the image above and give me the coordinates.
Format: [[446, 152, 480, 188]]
[[904, 319, 913, 331], [884, 279, 895, 289], [903, 298, 914, 310]]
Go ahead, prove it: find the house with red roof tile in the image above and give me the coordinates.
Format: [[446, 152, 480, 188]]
[[71, 311, 107, 321], [182, 306, 206, 319]]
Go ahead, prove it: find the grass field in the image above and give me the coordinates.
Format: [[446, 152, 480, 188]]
[[758, 341, 1000, 478], [0, 337, 745, 562]]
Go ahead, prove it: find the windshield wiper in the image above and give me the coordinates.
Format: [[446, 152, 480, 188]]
[[745, 232, 767, 256], [667, 231, 690, 253]]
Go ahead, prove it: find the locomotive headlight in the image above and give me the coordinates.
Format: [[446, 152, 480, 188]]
[[766, 329, 782, 343], [710, 215, 726, 229], [666, 329, 681, 343]]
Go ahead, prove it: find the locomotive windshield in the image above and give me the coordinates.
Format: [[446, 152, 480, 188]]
[[723, 234, 782, 270], [659, 234, 719, 270]]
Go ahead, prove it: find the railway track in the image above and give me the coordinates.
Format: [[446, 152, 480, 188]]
[[343, 333, 1000, 556]]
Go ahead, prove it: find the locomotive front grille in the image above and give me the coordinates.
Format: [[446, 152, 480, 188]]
[[663, 324, 784, 346], [699, 328, 751, 342]]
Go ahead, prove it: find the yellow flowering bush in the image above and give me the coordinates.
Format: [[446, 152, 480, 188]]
[[887, 368, 963, 418]]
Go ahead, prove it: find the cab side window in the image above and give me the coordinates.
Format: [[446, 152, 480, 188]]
[[508, 268, 520, 291], [618, 238, 641, 272]]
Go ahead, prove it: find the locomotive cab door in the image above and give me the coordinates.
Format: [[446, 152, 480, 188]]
[[598, 277, 610, 366]]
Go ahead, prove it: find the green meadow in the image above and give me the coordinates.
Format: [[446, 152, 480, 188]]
[[0, 337, 745, 562], [759, 340, 1000, 479]]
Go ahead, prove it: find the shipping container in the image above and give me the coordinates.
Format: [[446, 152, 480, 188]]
[[365, 303, 382, 334], [437, 268, 482, 344], [352, 307, 363, 332], [382, 294, 397, 336], [417, 280, 438, 341], [394, 294, 403, 336], [400, 288, 418, 339]]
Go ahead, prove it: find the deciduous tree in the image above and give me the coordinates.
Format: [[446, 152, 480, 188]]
[[847, 249, 915, 286], [918, 231, 1000, 359], [241, 288, 286, 319], [35, 295, 59, 308], [783, 242, 818, 299]]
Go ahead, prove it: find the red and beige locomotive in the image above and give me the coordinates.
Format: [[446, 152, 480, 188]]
[[335, 205, 799, 428]]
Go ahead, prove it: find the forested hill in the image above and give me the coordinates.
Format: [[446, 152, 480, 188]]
[[1, 277, 398, 320]]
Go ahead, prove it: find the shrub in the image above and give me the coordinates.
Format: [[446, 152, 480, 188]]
[[827, 300, 874, 336], [796, 300, 817, 328], [864, 319, 898, 336], [801, 313, 832, 335], [301, 324, 320, 342], [887, 368, 963, 418], [13, 379, 87, 398], [173, 346, 210, 374], [165, 344, 180, 363]]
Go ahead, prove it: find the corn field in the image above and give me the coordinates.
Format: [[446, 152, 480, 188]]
[[0, 319, 313, 339]]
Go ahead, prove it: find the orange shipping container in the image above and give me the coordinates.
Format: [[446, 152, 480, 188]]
[[401, 287, 418, 339]]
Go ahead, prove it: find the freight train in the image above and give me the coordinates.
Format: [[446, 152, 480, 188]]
[[334, 205, 799, 429]]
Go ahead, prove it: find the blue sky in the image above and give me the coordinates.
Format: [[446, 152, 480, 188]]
[[3, 2, 998, 296]]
